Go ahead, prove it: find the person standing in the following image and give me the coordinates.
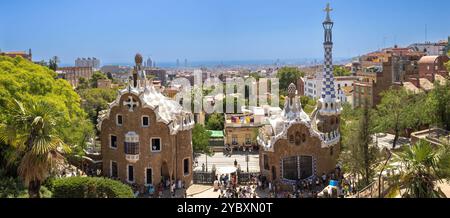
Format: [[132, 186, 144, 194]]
[[170, 182, 175, 197], [321, 173, 327, 185]]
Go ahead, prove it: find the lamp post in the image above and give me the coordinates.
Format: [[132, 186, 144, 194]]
[[246, 151, 249, 173]]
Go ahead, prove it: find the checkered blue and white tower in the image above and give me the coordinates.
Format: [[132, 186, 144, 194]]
[[318, 3, 342, 116]]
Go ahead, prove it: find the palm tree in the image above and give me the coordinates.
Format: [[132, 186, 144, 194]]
[[392, 140, 450, 198], [0, 99, 70, 198]]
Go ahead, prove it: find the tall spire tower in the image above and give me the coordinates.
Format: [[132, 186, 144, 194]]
[[312, 3, 341, 148], [321, 3, 335, 102], [318, 3, 341, 115]]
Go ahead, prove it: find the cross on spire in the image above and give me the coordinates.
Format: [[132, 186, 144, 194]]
[[124, 96, 139, 112], [324, 3, 333, 22]]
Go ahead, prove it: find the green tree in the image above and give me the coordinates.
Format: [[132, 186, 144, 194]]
[[192, 124, 212, 155], [300, 95, 317, 114], [445, 51, 450, 72], [374, 88, 411, 148], [391, 140, 450, 198], [0, 56, 94, 174], [427, 80, 450, 130], [405, 92, 433, 132], [48, 56, 59, 71], [333, 65, 352, 77], [339, 102, 379, 187], [90, 71, 108, 88], [0, 99, 70, 198], [76, 77, 90, 90], [77, 88, 118, 124], [276, 67, 304, 95], [206, 113, 225, 131]]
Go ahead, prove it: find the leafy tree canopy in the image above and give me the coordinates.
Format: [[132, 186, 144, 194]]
[[0, 56, 93, 148], [90, 71, 108, 88], [333, 65, 352, 77], [77, 88, 118, 125], [276, 67, 304, 95], [206, 113, 225, 130], [192, 124, 212, 156]]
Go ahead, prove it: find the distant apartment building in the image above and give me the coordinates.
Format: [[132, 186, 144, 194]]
[[352, 46, 426, 108], [145, 57, 154, 67], [224, 107, 266, 152], [100, 65, 132, 82], [144, 68, 167, 85], [417, 55, 449, 82], [57, 66, 93, 87], [303, 75, 357, 104], [0, 49, 32, 61], [408, 40, 448, 56], [75, 57, 100, 69]]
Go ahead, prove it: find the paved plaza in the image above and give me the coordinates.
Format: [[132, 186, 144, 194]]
[[193, 151, 260, 172]]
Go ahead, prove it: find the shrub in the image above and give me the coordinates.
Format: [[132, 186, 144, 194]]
[[0, 177, 52, 198], [51, 177, 134, 198]]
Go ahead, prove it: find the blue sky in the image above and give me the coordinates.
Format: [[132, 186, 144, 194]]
[[0, 0, 449, 65]]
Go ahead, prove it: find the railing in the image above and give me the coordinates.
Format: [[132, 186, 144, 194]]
[[237, 171, 259, 185], [353, 177, 394, 198], [193, 171, 215, 184]]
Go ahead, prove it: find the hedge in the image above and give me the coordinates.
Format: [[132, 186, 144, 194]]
[[51, 177, 134, 198]]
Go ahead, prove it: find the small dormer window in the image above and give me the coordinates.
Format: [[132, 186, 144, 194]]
[[116, 115, 123, 126], [142, 116, 149, 127]]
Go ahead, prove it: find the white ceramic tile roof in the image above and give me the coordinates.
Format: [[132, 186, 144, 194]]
[[97, 81, 194, 135]]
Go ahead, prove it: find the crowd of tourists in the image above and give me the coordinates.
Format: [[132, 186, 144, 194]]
[[216, 173, 258, 198]]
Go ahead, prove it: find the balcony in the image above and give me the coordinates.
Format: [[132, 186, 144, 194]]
[[124, 142, 140, 163], [320, 131, 340, 147]]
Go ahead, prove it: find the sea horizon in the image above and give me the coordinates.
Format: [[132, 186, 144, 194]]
[[58, 57, 353, 69]]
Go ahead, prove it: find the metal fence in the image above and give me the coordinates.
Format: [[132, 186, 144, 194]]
[[353, 177, 393, 198], [237, 171, 259, 184], [193, 170, 260, 185], [193, 171, 215, 184]]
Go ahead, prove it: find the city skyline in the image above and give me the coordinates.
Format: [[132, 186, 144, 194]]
[[1, 0, 449, 65]]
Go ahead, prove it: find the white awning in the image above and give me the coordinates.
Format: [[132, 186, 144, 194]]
[[217, 166, 237, 174]]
